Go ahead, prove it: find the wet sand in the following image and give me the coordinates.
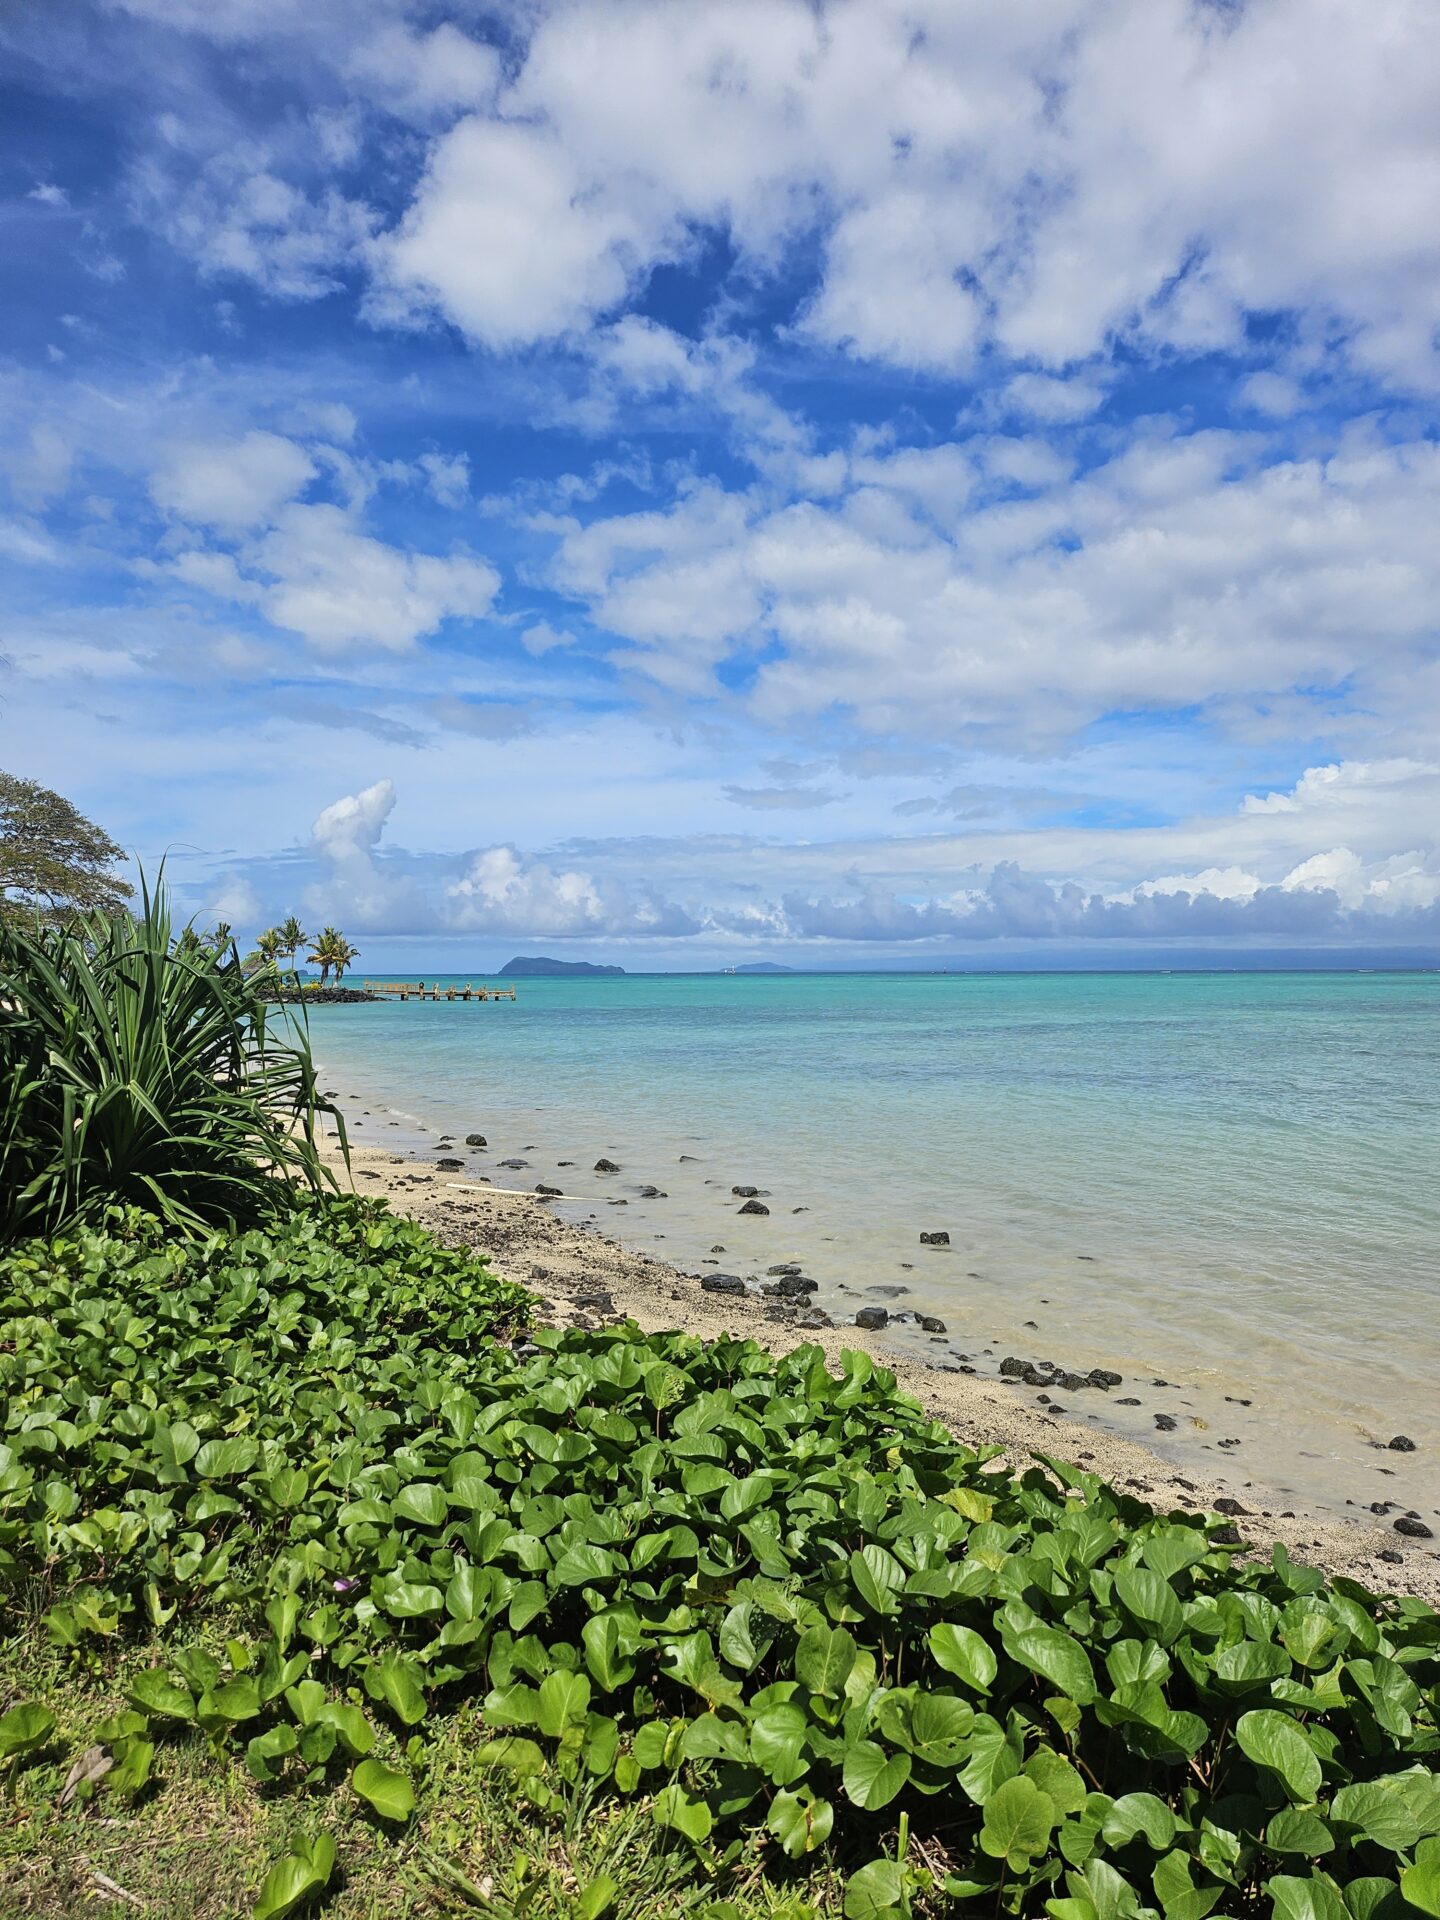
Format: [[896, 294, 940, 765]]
[[319, 1126, 1440, 1606]]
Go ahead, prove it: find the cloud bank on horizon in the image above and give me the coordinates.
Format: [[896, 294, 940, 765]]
[[2, 0, 1438, 962]]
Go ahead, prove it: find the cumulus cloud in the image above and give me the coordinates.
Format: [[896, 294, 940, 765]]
[[545, 427, 1440, 744], [444, 844, 698, 938], [364, 0, 1440, 388], [764, 859, 1440, 947], [151, 430, 315, 530], [304, 777, 429, 930]]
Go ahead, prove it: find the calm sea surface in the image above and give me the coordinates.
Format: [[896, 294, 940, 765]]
[[310, 972, 1440, 1521]]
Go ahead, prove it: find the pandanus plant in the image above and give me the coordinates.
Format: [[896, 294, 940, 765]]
[[0, 875, 345, 1240]]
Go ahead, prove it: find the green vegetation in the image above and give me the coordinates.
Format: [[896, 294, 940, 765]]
[[3, 1197, 1438, 1918], [0, 879, 341, 1240], [0, 769, 133, 923], [0, 878, 1436, 1919], [308, 926, 362, 985]]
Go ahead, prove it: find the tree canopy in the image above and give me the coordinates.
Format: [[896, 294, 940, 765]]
[[0, 772, 133, 923]]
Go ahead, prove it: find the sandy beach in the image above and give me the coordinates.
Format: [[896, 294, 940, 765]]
[[320, 1126, 1440, 1606]]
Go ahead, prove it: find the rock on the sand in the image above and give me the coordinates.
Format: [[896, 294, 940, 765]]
[[535, 1184, 563, 1196], [701, 1273, 746, 1294], [435, 1158, 465, 1171], [919, 1314, 947, 1333], [1389, 1435, 1417, 1452], [855, 1306, 889, 1330], [731, 1184, 759, 1197], [1154, 1413, 1178, 1432], [594, 1158, 621, 1173], [464, 1134, 487, 1147], [1394, 1516, 1434, 1538], [738, 1198, 770, 1216], [919, 1230, 950, 1246]]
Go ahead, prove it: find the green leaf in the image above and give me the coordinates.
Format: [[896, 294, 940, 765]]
[[1266, 1810, 1335, 1858], [653, 1785, 713, 1844], [1002, 1611, 1097, 1704], [195, 1437, 258, 1478], [363, 1658, 427, 1727], [750, 1704, 809, 1786], [1104, 1793, 1177, 1850], [767, 1788, 835, 1859], [252, 1832, 336, 1920], [0, 1702, 56, 1759], [796, 1623, 857, 1697], [850, 1544, 905, 1614], [1329, 1781, 1420, 1853], [551, 1542, 619, 1587], [1236, 1710, 1322, 1804], [1113, 1566, 1183, 1645], [575, 1876, 618, 1920], [981, 1775, 1058, 1867], [352, 1756, 414, 1823], [843, 1859, 906, 1920], [929, 1621, 997, 1694], [1401, 1843, 1440, 1920], [537, 1670, 592, 1738], [393, 1482, 448, 1527], [1266, 1874, 1350, 1920], [843, 1740, 911, 1810], [583, 1612, 637, 1691]]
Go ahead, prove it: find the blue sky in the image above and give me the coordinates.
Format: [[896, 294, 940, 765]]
[[2, 0, 1439, 967]]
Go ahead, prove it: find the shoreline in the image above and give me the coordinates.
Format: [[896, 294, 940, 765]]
[[318, 1124, 1440, 1605]]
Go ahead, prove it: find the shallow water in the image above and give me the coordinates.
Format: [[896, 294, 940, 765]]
[[310, 971, 1440, 1526]]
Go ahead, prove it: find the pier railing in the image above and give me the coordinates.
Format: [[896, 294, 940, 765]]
[[361, 981, 517, 1002]]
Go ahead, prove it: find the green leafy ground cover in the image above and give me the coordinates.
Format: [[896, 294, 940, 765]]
[[2, 1200, 1438, 1920]]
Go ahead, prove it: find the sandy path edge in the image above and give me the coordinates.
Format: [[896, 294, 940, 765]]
[[321, 1133, 1440, 1607]]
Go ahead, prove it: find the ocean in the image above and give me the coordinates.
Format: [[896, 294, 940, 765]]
[[307, 970, 1440, 1523]]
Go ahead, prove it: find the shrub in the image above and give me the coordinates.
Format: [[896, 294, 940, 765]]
[[0, 879, 341, 1239], [2, 1203, 1436, 1918]]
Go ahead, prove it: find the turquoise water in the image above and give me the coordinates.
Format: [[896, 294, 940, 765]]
[[311, 972, 1440, 1520]]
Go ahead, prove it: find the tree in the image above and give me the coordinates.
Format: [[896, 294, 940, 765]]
[[277, 914, 308, 984], [254, 928, 284, 970], [308, 926, 339, 986], [0, 771, 133, 923], [307, 927, 361, 985]]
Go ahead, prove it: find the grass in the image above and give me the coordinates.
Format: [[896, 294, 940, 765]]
[[2, 1634, 842, 1920]]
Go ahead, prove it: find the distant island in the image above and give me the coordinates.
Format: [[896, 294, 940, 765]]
[[728, 962, 797, 974], [498, 955, 626, 977]]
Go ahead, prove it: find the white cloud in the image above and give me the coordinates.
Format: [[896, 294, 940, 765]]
[[418, 450, 469, 507], [361, 0, 1440, 387], [444, 843, 697, 937], [1003, 372, 1109, 423], [151, 430, 315, 530], [377, 117, 666, 348], [249, 504, 499, 651], [545, 428, 1440, 745], [521, 621, 575, 656], [305, 777, 428, 931]]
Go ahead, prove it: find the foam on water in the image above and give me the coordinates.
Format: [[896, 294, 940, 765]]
[[310, 970, 1440, 1523]]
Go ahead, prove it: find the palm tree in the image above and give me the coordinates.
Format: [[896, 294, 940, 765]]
[[307, 925, 345, 986], [332, 936, 360, 981], [255, 927, 284, 969], [278, 914, 307, 985]]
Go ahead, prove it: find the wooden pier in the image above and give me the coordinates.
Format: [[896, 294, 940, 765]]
[[363, 980, 517, 1002]]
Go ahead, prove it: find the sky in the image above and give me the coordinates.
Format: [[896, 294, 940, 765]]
[[2, 0, 1439, 969]]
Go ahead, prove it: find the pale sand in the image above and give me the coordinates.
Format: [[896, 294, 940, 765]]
[[319, 1132, 1440, 1606]]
